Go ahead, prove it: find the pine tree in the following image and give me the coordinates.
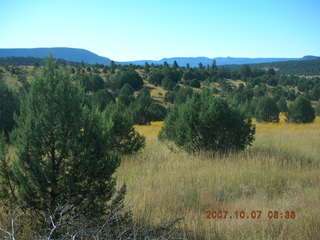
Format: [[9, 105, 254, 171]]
[[131, 89, 153, 124], [0, 80, 19, 139], [255, 97, 280, 122], [172, 60, 179, 69], [288, 96, 315, 123], [102, 103, 145, 154], [118, 83, 135, 105], [0, 57, 120, 219], [277, 97, 288, 113], [315, 101, 320, 116], [159, 91, 255, 153]]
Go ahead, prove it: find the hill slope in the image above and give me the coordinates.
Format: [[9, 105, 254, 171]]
[[0, 47, 112, 65]]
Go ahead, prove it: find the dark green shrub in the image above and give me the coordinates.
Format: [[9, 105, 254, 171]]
[[159, 91, 255, 153], [147, 70, 164, 86], [131, 89, 153, 124], [277, 97, 288, 113], [89, 89, 115, 111], [110, 70, 143, 91], [288, 96, 315, 123], [149, 103, 167, 121], [173, 87, 193, 104], [187, 79, 201, 88], [315, 101, 320, 116], [118, 83, 135, 105], [0, 80, 19, 139], [255, 97, 280, 122], [103, 103, 145, 155]]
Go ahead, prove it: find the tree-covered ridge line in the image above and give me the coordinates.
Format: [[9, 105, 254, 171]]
[[224, 58, 320, 75], [1, 55, 320, 77]]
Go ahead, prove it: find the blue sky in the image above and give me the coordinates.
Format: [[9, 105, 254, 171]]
[[1, 0, 319, 61]]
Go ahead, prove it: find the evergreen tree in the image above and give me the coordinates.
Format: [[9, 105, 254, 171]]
[[90, 89, 115, 111], [161, 76, 176, 90], [255, 97, 280, 122], [277, 97, 288, 113], [163, 61, 169, 68], [174, 87, 193, 104], [211, 60, 217, 71], [0, 58, 120, 219], [288, 96, 315, 123], [131, 89, 153, 124], [149, 103, 167, 121], [172, 60, 179, 69], [147, 70, 164, 86], [103, 103, 145, 154], [315, 101, 320, 116], [110, 70, 143, 91], [159, 91, 255, 153], [240, 65, 252, 79], [0, 80, 19, 139], [144, 62, 150, 73], [118, 83, 135, 105]]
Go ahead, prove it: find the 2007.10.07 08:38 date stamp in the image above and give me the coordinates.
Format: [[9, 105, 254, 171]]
[[205, 210, 296, 220]]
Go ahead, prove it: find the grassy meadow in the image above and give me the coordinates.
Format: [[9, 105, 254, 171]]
[[116, 117, 320, 240]]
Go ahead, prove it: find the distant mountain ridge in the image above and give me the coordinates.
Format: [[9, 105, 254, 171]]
[[224, 58, 320, 75], [0, 47, 318, 67], [0, 47, 111, 65], [121, 56, 319, 67]]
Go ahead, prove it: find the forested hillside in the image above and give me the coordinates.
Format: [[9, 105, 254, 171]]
[[1, 58, 319, 129]]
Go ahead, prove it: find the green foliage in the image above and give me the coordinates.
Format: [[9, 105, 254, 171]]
[[288, 96, 315, 123], [110, 70, 143, 91], [164, 91, 175, 103], [255, 97, 280, 122], [89, 89, 115, 111], [310, 85, 320, 101], [315, 101, 320, 116], [159, 91, 255, 153], [0, 80, 19, 139], [161, 76, 176, 90], [0, 58, 120, 219], [240, 65, 252, 79], [77, 73, 105, 92], [186, 79, 201, 88], [149, 103, 167, 121], [103, 103, 145, 154], [0, 134, 10, 199], [277, 97, 288, 113], [174, 87, 194, 104], [118, 83, 135, 105], [131, 89, 153, 124], [148, 70, 163, 86]]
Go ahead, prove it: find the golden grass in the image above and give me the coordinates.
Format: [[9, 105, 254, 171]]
[[117, 117, 320, 239]]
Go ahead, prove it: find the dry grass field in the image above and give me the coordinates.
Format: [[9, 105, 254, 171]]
[[116, 117, 320, 239]]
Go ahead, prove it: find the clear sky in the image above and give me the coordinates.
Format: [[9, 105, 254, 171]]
[[1, 0, 319, 61]]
